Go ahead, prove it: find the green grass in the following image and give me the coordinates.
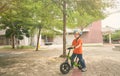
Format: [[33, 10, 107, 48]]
[[0, 46, 12, 49], [0, 45, 35, 49], [16, 46, 35, 49]]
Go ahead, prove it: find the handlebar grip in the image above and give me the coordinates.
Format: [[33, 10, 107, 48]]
[[67, 47, 73, 50]]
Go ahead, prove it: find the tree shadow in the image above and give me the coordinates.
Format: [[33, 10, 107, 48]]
[[0, 72, 7, 76], [0, 57, 19, 68]]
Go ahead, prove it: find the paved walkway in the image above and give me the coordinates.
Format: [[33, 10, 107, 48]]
[[0, 45, 120, 76]]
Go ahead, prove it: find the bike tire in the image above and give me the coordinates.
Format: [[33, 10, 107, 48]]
[[60, 62, 70, 74]]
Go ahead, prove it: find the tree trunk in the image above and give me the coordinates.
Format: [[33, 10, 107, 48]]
[[36, 27, 42, 51], [62, 0, 67, 57], [30, 35, 34, 46], [11, 35, 15, 49], [109, 33, 112, 44]]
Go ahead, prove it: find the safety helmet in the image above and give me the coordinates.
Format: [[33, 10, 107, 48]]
[[73, 30, 79, 34], [73, 30, 82, 36]]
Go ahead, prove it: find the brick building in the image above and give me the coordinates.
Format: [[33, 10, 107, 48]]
[[81, 20, 103, 44], [53, 20, 103, 45]]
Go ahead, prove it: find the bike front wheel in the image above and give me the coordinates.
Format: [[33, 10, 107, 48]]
[[60, 62, 70, 74]]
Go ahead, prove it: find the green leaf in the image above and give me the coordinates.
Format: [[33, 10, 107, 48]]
[[5, 29, 13, 38], [18, 36, 24, 40]]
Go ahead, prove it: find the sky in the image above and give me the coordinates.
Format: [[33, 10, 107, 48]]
[[102, 0, 120, 29]]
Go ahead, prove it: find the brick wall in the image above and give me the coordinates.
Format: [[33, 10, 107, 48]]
[[81, 21, 103, 43], [53, 21, 103, 45]]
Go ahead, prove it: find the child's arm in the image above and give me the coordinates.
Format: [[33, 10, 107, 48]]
[[74, 44, 82, 49], [74, 39, 82, 49], [70, 44, 81, 49], [71, 39, 82, 49]]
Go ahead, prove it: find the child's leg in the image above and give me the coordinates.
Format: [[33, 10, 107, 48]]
[[71, 53, 76, 68], [77, 54, 86, 68]]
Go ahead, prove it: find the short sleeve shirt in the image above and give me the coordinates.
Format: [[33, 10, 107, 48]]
[[72, 38, 83, 54]]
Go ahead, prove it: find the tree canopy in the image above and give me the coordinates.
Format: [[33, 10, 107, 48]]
[[0, 0, 115, 51]]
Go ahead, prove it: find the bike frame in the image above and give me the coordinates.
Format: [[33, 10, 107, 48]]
[[65, 48, 81, 67]]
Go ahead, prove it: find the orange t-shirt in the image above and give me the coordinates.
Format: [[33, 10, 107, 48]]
[[72, 38, 83, 54]]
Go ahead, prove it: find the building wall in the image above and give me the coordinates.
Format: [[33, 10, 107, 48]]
[[19, 37, 30, 46], [0, 35, 10, 45], [53, 35, 74, 45], [53, 20, 103, 45], [19, 34, 43, 46], [53, 35, 63, 44], [81, 20, 103, 43]]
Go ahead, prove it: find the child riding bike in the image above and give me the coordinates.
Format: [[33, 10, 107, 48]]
[[70, 30, 87, 72]]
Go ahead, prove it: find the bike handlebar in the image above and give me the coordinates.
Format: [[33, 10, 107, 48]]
[[67, 47, 74, 50]]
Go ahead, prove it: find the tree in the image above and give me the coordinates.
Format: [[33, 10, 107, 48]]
[[0, 0, 14, 13], [52, 0, 70, 57], [0, 0, 31, 49], [62, 0, 67, 57], [52, 0, 114, 56], [69, 0, 114, 30], [23, 0, 60, 51], [0, 0, 62, 50], [112, 30, 120, 40], [103, 30, 120, 43], [0, 0, 115, 51]]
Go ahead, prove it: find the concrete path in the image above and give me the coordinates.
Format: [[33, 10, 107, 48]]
[[0, 45, 120, 76]]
